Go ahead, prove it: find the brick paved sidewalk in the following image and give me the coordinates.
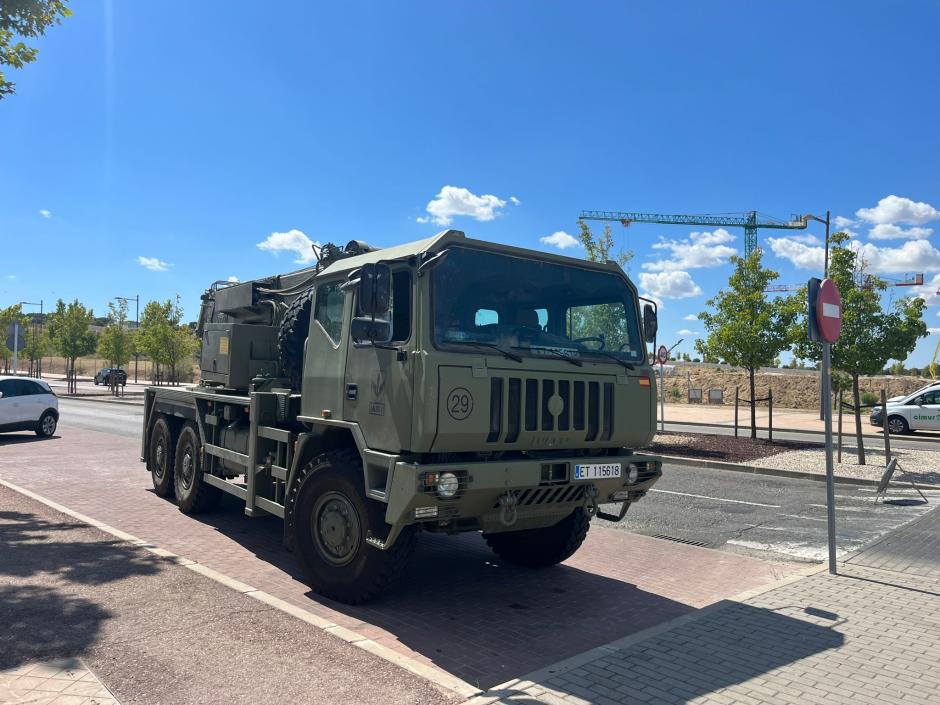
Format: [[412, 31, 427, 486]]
[[1, 657, 120, 705], [471, 510, 940, 705]]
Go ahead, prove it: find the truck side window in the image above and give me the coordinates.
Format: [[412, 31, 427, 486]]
[[314, 282, 345, 346], [391, 271, 411, 343]]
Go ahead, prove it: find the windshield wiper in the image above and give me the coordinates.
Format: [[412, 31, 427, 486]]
[[582, 349, 635, 371], [449, 340, 522, 362], [512, 346, 583, 367]]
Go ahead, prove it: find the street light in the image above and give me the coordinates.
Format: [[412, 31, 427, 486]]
[[115, 295, 140, 383], [803, 211, 831, 420], [19, 300, 43, 378]]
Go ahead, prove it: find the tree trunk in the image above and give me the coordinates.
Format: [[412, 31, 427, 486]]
[[852, 373, 865, 465], [749, 367, 757, 440]]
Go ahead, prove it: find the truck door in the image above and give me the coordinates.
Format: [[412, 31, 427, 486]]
[[911, 390, 940, 430], [343, 269, 415, 453], [301, 280, 350, 421]]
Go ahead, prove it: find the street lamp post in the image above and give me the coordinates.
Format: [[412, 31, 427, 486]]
[[804, 212, 831, 420], [19, 300, 43, 378], [116, 295, 140, 383]]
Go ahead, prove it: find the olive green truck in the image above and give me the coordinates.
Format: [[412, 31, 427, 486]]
[[141, 230, 663, 604]]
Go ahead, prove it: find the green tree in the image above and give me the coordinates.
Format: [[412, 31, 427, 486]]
[[888, 361, 906, 376], [23, 322, 48, 376], [1, 0, 72, 99], [97, 299, 134, 371], [138, 297, 198, 385], [0, 304, 28, 373], [696, 250, 798, 438], [792, 232, 927, 463], [47, 299, 96, 393]]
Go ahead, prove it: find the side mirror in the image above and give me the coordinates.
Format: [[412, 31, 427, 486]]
[[351, 316, 392, 345], [359, 263, 392, 316], [643, 304, 658, 343], [0, 391, 4, 399]]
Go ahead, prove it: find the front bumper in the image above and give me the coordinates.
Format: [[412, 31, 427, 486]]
[[870, 413, 883, 427], [384, 452, 662, 536]]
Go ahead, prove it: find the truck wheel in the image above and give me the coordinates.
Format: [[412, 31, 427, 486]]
[[292, 449, 415, 604], [278, 288, 314, 389], [174, 423, 222, 513], [148, 415, 176, 497], [887, 416, 909, 435], [483, 507, 590, 568]]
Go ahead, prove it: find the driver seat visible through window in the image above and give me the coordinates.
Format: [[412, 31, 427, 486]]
[[515, 308, 540, 330]]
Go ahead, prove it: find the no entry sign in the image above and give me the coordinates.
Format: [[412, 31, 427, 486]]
[[657, 345, 668, 364], [808, 277, 842, 344]]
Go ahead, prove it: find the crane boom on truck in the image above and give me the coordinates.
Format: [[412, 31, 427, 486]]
[[141, 230, 663, 603]]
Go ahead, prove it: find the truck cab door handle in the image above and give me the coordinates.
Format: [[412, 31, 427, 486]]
[[346, 384, 358, 400]]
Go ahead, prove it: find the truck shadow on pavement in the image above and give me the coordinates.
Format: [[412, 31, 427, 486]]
[[0, 509, 162, 671], [191, 496, 843, 691], [0, 433, 60, 445]]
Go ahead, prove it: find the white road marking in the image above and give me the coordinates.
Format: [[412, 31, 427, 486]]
[[779, 513, 829, 523], [649, 488, 781, 508]]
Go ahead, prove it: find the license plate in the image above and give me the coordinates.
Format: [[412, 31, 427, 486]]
[[574, 463, 621, 480]]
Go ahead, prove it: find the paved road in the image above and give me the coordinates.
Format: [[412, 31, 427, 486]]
[[663, 419, 939, 451], [59, 398, 935, 566]]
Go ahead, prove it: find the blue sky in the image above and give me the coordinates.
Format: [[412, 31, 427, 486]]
[[2, 1, 940, 364]]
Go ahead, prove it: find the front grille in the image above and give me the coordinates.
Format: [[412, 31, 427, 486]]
[[491, 484, 588, 509], [487, 376, 614, 444]]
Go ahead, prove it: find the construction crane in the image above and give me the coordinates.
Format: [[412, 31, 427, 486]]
[[578, 209, 809, 257], [764, 273, 924, 294]]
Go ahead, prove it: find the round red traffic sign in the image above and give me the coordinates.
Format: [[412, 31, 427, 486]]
[[657, 345, 668, 364], [816, 278, 842, 343]]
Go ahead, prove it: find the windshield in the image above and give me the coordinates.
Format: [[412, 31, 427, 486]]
[[432, 248, 645, 364]]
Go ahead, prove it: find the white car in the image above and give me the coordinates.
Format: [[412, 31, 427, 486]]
[[871, 386, 940, 434], [0, 375, 59, 438]]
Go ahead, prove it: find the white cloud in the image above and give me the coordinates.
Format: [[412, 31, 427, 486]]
[[682, 314, 698, 321], [421, 185, 509, 226], [256, 229, 320, 264], [833, 215, 856, 230], [868, 223, 933, 241], [643, 228, 736, 271], [38, 209, 52, 219], [767, 237, 826, 270], [677, 329, 699, 336], [137, 256, 171, 272], [5, 274, 16, 280], [539, 231, 580, 250], [770, 236, 940, 274], [509, 196, 521, 206], [638, 271, 703, 299], [788, 233, 822, 245], [227, 275, 240, 283], [913, 274, 940, 306], [856, 195, 940, 225], [928, 327, 940, 334]]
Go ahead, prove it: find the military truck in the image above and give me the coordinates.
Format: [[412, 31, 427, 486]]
[[141, 230, 663, 604]]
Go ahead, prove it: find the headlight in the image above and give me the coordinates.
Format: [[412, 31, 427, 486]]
[[626, 464, 639, 484], [437, 472, 460, 498]]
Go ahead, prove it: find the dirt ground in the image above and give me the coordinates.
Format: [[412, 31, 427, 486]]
[[660, 365, 927, 411], [648, 431, 820, 464]]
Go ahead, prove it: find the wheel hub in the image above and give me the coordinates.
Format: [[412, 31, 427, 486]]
[[180, 450, 194, 489], [42, 416, 55, 435], [154, 442, 165, 479], [312, 493, 360, 566]]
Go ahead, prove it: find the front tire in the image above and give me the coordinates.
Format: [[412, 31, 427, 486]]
[[484, 507, 590, 568], [292, 449, 414, 604], [174, 423, 222, 513], [148, 415, 176, 497], [35, 411, 57, 438], [887, 416, 910, 435]]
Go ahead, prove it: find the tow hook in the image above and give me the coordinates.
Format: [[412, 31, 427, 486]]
[[583, 485, 599, 517], [498, 491, 518, 527]]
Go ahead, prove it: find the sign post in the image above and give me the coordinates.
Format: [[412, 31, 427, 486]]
[[809, 277, 842, 575], [657, 344, 668, 432]]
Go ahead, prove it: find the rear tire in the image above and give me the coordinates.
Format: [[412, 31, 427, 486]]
[[292, 449, 414, 604], [174, 423, 222, 513], [483, 508, 590, 568], [887, 416, 909, 435], [35, 411, 57, 438], [278, 288, 314, 389], [148, 415, 176, 497]]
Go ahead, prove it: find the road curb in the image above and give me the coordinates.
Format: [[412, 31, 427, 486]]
[[666, 418, 940, 445], [58, 395, 144, 406], [0, 477, 480, 701], [659, 454, 940, 491]]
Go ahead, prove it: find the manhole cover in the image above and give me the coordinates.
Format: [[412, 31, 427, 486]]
[[651, 534, 710, 548]]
